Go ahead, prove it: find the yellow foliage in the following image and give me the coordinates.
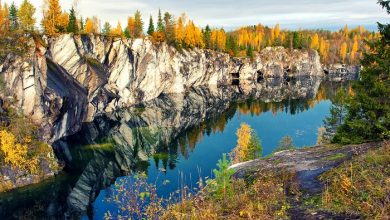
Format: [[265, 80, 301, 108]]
[[232, 123, 252, 163], [350, 38, 359, 63], [310, 33, 319, 50], [0, 2, 9, 35], [340, 42, 348, 63], [0, 130, 30, 171], [110, 21, 123, 37], [42, 0, 66, 35], [319, 37, 329, 60], [152, 31, 165, 43], [274, 23, 280, 39], [127, 16, 136, 38], [85, 18, 98, 34], [174, 16, 185, 45], [210, 28, 226, 51], [18, 0, 36, 31]]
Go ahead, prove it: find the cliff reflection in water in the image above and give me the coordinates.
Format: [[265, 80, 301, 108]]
[[58, 76, 340, 216], [0, 76, 345, 219]]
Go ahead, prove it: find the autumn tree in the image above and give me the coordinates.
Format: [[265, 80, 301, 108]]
[[134, 10, 143, 38], [127, 16, 135, 38], [0, 2, 9, 35], [310, 33, 319, 50], [183, 20, 204, 48], [42, 0, 68, 35], [350, 37, 359, 63], [231, 123, 262, 163], [147, 15, 154, 36], [210, 28, 226, 51], [67, 7, 78, 33], [8, 2, 18, 31], [163, 12, 175, 44], [110, 21, 122, 37], [340, 41, 348, 63], [319, 37, 329, 61], [17, 0, 36, 31], [174, 15, 185, 47], [84, 18, 97, 34]]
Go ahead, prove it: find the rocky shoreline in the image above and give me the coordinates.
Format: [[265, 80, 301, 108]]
[[0, 34, 358, 192]]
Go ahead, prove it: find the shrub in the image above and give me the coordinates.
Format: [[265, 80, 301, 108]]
[[274, 136, 296, 153]]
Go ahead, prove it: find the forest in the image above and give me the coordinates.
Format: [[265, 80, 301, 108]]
[[0, 0, 379, 64]]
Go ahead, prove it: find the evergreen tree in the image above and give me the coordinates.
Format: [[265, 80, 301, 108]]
[[163, 12, 174, 44], [134, 10, 143, 38], [8, 2, 18, 31], [333, 1, 390, 144], [293, 31, 302, 49], [246, 44, 254, 59], [226, 35, 238, 57], [147, 15, 154, 36], [79, 16, 84, 31], [102, 22, 111, 35], [156, 9, 164, 32], [67, 7, 78, 33], [123, 27, 130, 38], [203, 25, 211, 49]]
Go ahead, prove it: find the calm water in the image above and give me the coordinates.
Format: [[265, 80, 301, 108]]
[[0, 78, 346, 219], [91, 99, 331, 219]]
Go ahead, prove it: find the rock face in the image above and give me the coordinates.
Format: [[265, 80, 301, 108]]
[[0, 34, 324, 142]]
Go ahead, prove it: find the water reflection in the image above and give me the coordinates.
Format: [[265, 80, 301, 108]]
[[0, 77, 347, 219]]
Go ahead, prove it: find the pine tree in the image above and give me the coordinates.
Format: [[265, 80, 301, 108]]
[[123, 27, 130, 38], [203, 25, 211, 49], [8, 2, 18, 31], [79, 16, 84, 31], [246, 44, 254, 59], [18, 0, 36, 31], [333, 1, 390, 143], [134, 10, 143, 38], [67, 7, 78, 33], [102, 21, 111, 36], [147, 15, 154, 36], [163, 12, 174, 44], [156, 9, 164, 32], [293, 31, 302, 49]]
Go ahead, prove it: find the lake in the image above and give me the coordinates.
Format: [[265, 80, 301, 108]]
[[0, 77, 346, 219]]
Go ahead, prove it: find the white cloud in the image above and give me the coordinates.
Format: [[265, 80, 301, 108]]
[[2, 0, 388, 31]]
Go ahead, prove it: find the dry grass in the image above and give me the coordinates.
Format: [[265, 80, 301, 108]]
[[319, 141, 390, 219], [163, 170, 299, 220]]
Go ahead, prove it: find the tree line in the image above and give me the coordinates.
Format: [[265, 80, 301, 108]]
[[0, 0, 379, 64]]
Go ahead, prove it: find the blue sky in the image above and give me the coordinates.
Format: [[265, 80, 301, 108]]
[[4, 0, 389, 31]]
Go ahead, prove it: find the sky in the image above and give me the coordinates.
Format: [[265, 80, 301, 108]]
[[3, 0, 389, 31]]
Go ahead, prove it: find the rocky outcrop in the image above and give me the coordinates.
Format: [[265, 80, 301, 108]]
[[0, 34, 324, 143]]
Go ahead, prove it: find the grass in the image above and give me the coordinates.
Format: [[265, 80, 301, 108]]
[[323, 152, 346, 161], [319, 141, 390, 219], [163, 170, 299, 219]]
